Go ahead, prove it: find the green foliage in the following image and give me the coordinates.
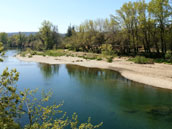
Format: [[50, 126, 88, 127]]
[[129, 56, 154, 64], [20, 52, 26, 57], [154, 52, 172, 64], [62, 0, 172, 58], [0, 42, 4, 52], [0, 58, 3, 62], [0, 32, 8, 44], [66, 25, 75, 37], [28, 54, 33, 58], [0, 68, 102, 129], [83, 55, 97, 60], [0, 42, 4, 61], [30, 51, 37, 55], [106, 56, 114, 63], [45, 50, 66, 57], [39, 20, 61, 50], [0, 68, 21, 129], [101, 44, 114, 55], [96, 56, 102, 61], [165, 52, 172, 60]]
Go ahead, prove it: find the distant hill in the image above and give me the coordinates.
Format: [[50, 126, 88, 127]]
[[7, 32, 37, 37], [7, 32, 66, 37]]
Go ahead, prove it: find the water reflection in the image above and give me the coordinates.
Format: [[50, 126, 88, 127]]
[[65, 64, 172, 128], [38, 63, 60, 79], [66, 64, 129, 85], [2, 50, 172, 129]]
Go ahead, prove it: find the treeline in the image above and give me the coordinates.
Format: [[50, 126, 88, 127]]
[[63, 0, 172, 57], [0, 21, 61, 50], [1, 0, 172, 58]]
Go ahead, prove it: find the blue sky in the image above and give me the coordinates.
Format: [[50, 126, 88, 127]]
[[0, 0, 150, 33]]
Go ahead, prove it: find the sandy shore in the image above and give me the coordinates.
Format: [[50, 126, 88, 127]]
[[16, 55, 172, 90]]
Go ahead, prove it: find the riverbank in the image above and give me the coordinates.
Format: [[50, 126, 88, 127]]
[[16, 54, 172, 90]]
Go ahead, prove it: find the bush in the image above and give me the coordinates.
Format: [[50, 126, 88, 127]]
[[30, 51, 37, 55], [106, 56, 113, 63], [65, 43, 73, 50], [96, 57, 102, 61], [101, 44, 114, 55], [28, 54, 32, 58], [20, 52, 26, 57], [165, 52, 172, 59], [83, 56, 97, 60], [0, 58, 3, 62], [45, 50, 66, 57], [130, 56, 154, 64], [26, 48, 32, 53]]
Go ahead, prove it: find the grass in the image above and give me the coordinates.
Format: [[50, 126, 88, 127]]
[[45, 50, 67, 57], [83, 56, 97, 60], [19, 48, 172, 66], [19, 49, 117, 63], [154, 58, 172, 64], [129, 56, 154, 64], [20, 49, 67, 57]]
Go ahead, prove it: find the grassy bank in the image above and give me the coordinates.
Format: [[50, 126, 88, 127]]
[[19, 49, 117, 63], [19, 49, 172, 65]]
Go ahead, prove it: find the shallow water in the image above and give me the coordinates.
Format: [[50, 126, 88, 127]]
[[1, 50, 172, 129]]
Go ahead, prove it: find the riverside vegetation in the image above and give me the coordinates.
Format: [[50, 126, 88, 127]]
[[1, 0, 172, 128], [1, 0, 172, 64], [0, 42, 103, 129]]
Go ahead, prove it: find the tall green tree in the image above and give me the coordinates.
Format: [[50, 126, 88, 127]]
[[39, 20, 60, 49], [148, 0, 171, 55], [0, 32, 8, 45]]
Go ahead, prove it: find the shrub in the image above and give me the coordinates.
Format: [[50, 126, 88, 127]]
[[20, 52, 26, 57], [165, 52, 172, 59], [101, 44, 114, 55], [96, 57, 102, 61], [83, 55, 97, 60], [130, 56, 154, 64], [45, 50, 66, 57], [0, 58, 3, 62], [106, 56, 113, 63], [165, 52, 172, 63], [28, 54, 32, 58], [26, 48, 32, 53], [30, 51, 37, 55]]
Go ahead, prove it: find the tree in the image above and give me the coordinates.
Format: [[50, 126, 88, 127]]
[[17, 32, 27, 49], [0, 68, 20, 128], [148, 0, 171, 55], [39, 20, 60, 50], [0, 32, 8, 45], [0, 42, 4, 61], [0, 67, 103, 129], [66, 25, 75, 37]]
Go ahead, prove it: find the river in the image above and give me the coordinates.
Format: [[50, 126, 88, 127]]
[[1, 50, 172, 129]]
